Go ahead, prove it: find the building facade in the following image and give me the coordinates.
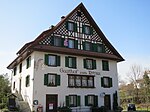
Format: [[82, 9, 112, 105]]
[[7, 3, 124, 112]]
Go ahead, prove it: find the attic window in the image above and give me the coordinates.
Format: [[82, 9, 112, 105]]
[[77, 11, 81, 17], [66, 21, 77, 32]]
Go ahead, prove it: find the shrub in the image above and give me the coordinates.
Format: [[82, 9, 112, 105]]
[[0, 103, 6, 109], [2, 108, 9, 112], [57, 106, 71, 112]]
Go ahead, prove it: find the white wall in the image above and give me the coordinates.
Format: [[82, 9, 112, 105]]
[[32, 51, 119, 111]]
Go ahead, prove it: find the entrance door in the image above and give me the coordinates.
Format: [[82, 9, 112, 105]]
[[104, 94, 111, 110], [46, 94, 58, 112]]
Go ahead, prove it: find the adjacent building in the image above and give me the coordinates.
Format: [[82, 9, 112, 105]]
[[7, 3, 124, 112]]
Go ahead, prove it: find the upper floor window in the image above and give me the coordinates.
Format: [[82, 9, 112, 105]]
[[66, 21, 77, 32], [83, 58, 96, 70], [19, 63, 22, 73], [97, 44, 105, 53], [68, 75, 94, 88], [45, 54, 60, 67], [44, 73, 60, 86], [101, 77, 112, 88], [54, 37, 62, 47], [85, 95, 98, 107], [13, 67, 17, 76], [82, 25, 93, 35], [26, 56, 31, 69], [102, 60, 109, 71], [26, 75, 30, 87], [83, 42, 91, 51], [65, 56, 76, 69], [66, 95, 80, 107]]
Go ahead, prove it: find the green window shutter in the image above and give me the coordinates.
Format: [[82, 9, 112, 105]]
[[26, 76, 28, 87], [85, 96, 88, 106], [82, 41, 85, 50], [56, 56, 60, 66], [61, 38, 65, 47], [44, 74, 48, 85], [51, 36, 54, 45], [109, 78, 113, 87], [102, 45, 106, 53], [72, 57, 76, 69], [65, 57, 69, 67], [56, 75, 60, 86], [77, 96, 80, 106], [44, 54, 49, 65], [66, 96, 69, 107], [74, 23, 77, 32], [101, 77, 104, 87], [90, 27, 93, 35], [74, 40, 78, 49], [94, 95, 98, 107], [65, 21, 69, 30], [82, 25, 85, 33], [92, 60, 96, 69], [83, 59, 86, 69], [92, 43, 97, 52]]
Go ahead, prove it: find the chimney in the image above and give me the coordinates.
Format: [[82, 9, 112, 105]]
[[61, 16, 65, 20]]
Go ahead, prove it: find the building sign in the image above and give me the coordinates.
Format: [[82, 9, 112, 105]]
[[59, 68, 100, 75]]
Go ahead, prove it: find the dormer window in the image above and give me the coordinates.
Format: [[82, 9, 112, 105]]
[[66, 21, 77, 32], [83, 25, 93, 35]]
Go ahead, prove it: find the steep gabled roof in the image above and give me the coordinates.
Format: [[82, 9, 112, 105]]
[[7, 3, 124, 69]]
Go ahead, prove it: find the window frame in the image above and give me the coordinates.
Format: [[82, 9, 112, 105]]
[[66, 95, 80, 107], [19, 63, 22, 73], [102, 60, 109, 71], [83, 58, 96, 70], [13, 67, 17, 76], [68, 75, 95, 88], [53, 36, 62, 47], [45, 54, 60, 67], [85, 95, 98, 107], [101, 76, 113, 88], [65, 56, 77, 69], [44, 73, 60, 87], [66, 21, 77, 32], [26, 56, 31, 69], [26, 75, 30, 87], [82, 25, 93, 35]]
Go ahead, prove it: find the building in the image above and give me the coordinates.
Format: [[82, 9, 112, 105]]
[[7, 3, 124, 112]]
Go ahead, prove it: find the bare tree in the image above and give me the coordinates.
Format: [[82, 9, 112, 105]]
[[127, 64, 143, 103]]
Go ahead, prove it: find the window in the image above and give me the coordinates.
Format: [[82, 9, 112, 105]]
[[19, 63, 22, 73], [66, 21, 77, 32], [26, 75, 30, 87], [44, 74, 60, 86], [14, 67, 17, 76], [66, 95, 80, 107], [65, 56, 76, 68], [102, 60, 109, 71], [85, 95, 98, 106], [45, 54, 60, 66], [101, 77, 112, 88], [13, 82, 15, 90], [26, 56, 31, 69], [97, 44, 105, 53], [83, 42, 91, 51], [68, 75, 94, 88], [83, 58, 96, 70], [82, 25, 93, 35], [54, 37, 62, 47]]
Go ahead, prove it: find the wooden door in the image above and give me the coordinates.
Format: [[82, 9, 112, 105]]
[[46, 94, 58, 112], [104, 94, 111, 110]]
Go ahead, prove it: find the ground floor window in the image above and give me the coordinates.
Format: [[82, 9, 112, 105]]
[[66, 95, 80, 107], [85, 95, 98, 106]]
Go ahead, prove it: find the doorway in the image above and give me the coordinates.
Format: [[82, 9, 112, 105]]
[[46, 94, 58, 112], [104, 94, 111, 110]]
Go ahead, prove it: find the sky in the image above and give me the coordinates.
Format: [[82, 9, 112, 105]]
[[0, 0, 150, 82]]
